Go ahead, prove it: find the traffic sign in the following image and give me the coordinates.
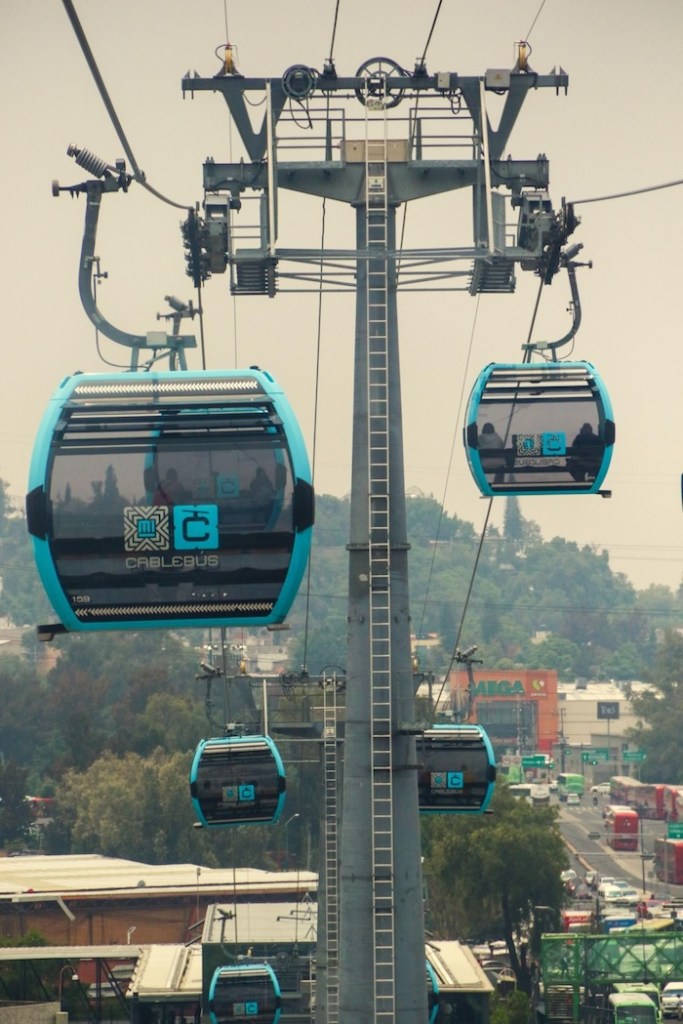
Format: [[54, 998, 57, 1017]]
[[668, 823, 683, 840], [522, 755, 548, 767], [582, 748, 609, 763], [623, 750, 646, 762]]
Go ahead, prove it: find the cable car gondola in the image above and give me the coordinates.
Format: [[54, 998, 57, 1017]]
[[463, 361, 614, 496], [208, 963, 281, 1024], [426, 960, 439, 1024], [418, 724, 496, 814], [190, 735, 286, 827], [26, 368, 314, 633]]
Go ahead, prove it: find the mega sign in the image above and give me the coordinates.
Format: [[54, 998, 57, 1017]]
[[472, 679, 525, 696], [463, 674, 552, 698]]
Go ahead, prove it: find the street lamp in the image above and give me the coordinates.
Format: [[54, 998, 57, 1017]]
[[284, 812, 300, 868], [58, 964, 78, 1010]]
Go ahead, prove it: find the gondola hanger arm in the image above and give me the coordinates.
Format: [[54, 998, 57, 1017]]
[[522, 245, 592, 360]]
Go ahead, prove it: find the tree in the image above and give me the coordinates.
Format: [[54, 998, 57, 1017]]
[[628, 630, 683, 782], [422, 785, 566, 992], [0, 760, 32, 846]]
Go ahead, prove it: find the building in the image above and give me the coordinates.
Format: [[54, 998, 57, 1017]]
[[0, 855, 494, 1024], [448, 669, 648, 780], [449, 668, 559, 757]]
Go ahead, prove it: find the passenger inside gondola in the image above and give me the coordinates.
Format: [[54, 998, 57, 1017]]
[[478, 422, 507, 484], [153, 466, 192, 505], [567, 422, 604, 482]]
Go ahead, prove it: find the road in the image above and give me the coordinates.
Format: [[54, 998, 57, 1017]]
[[556, 794, 681, 898]]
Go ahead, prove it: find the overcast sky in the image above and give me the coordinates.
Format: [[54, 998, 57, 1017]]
[[3, 1, 682, 594]]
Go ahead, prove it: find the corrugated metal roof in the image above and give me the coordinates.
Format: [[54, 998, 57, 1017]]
[[0, 854, 316, 899], [0, 936, 493, 1000], [203, 900, 317, 946], [427, 941, 495, 993], [131, 945, 203, 998], [0, 945, 141, 962]]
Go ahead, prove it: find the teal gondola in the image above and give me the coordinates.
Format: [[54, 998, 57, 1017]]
[[427, 959, 439, 1024], [464, 361, 614, 496], [208, 964, 281, 1024], [190, 735, 286, 827], [26, 368, 314, 633], [418, 724, 496, 814]]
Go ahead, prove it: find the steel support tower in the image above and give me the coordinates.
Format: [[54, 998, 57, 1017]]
[[183, 54, 570, 1023]]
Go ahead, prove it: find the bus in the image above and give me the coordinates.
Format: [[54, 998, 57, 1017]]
[[610, 777, 670, 821], [557, 773, 585, 802], [654, 837, 683, 885], [612, 984, 661, 1016], [508, 783, 550, 805], [607, 991, 659, 1024], [604, 805, 639, 851]]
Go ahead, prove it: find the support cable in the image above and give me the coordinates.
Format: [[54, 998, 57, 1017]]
[[524, 0, 549, 41], [61, 0, 210, 370], [430, 272, 548, 713], [413, 294, 481, 642], [418, 0, 445, 68], [327, 0, 342, 65], [569, 177, 683, 205], [299, 195, 328, 672], [61, 0, 191, 212]]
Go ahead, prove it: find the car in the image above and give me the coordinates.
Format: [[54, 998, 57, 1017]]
[[587, 830, 602, 841], [601, 885, 631, 904], [603, 885, 639, 907], [591, 782, 611, 795], [566, 792, 581, 806], [661, 982, 683, 1017]]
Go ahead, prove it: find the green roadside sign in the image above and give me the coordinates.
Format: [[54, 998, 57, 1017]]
[[522, 755, 548, 767], [668, 823, 683, 839], [623, 750, 646, 762], [582, 748, 609, 764]]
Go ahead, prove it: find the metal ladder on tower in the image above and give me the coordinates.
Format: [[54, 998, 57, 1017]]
[[364, 84, 395, 1023], [322, 674, 340, 1024]]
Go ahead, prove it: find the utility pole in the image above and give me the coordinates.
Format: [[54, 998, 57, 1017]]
[[183, 51, 570, 1023]]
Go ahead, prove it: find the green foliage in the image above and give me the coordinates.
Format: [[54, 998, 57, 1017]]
[[490, 990, 532, 1024], [422, 785, 566, 990], [0, 760, 32, 845], [627, 630, 683, 783], [0, 480, 680, 863]]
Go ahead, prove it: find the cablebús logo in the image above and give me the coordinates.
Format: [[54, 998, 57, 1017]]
[[123, 504, 220, 568]]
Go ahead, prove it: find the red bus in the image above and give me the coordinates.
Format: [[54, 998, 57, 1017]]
[[609, 777, 669, 820], [654, 837, 683, 885], [664, 786, 683, 823], [604, 805, 639, 851]]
